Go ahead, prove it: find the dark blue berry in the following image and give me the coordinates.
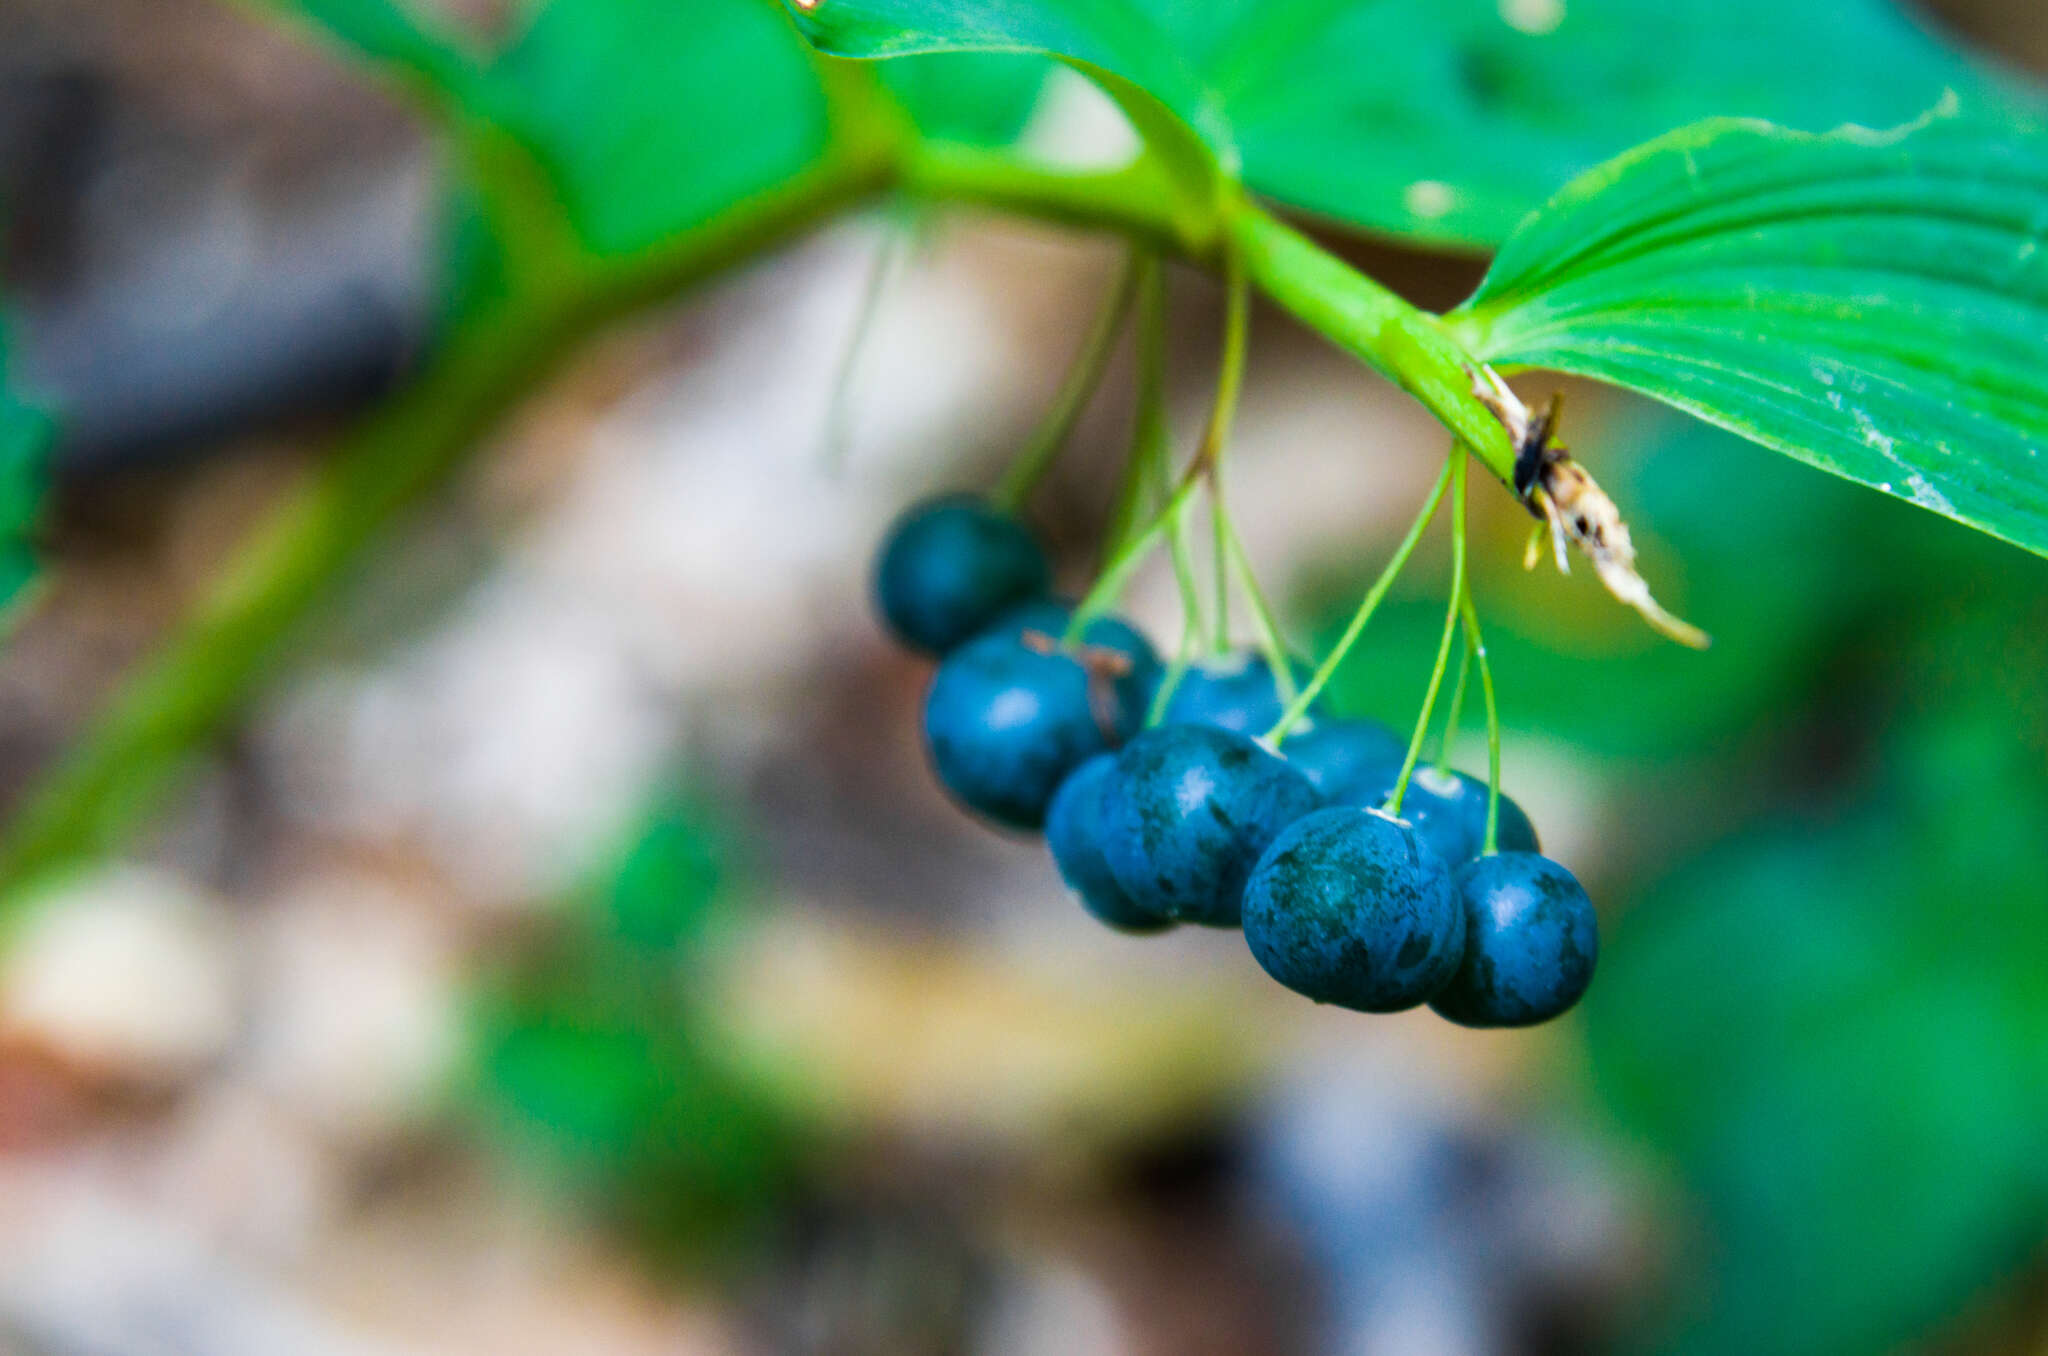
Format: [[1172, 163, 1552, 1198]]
[[1241, 806, 1464, 1012], [1280, 716, 1406, 799], [1430, 853, 1597, 1028], [924, 623, 1154, 830], [1046, 755, 1172, 934], [876, 496, 1050, 655], [1099, 724, 1323, 927], [1334, 765, 1538, 867], [1158, 651, 1316, 735]]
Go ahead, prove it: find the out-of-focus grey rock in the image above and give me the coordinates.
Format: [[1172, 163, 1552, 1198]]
[[1, 0, 441, 472]]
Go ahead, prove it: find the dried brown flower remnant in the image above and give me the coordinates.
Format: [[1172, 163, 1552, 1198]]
[[1470, 367, 1710, 649], [1021, 629, 1140, 742]]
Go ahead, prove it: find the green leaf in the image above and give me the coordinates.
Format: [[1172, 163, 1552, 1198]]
[[790, 0, 1224, 199], [879, 51, 1049, 146], [267, 0, 840, 259], [1589, 732, 2048, 1354], [601, 800, 728, 952], [477, 0, 838, 257], [0, 310, 50, 621], [273, 0, 1045, 265], [274, 0, 484, 99], [784, 0, 2031, 246], [1449, 111, 2048, 558]]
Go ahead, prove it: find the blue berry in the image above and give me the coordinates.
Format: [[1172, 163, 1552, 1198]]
[[1158, 651, 1316, 735], [1280, 716, 1406, 799], [1430, 853, 1597, 1028], [876, 495, 1050, 655], [924, 623, 1154, 830], [1099, 724, 1323, 927], [988, 598, 1162, 702], [1241, 806, 1464, 1011], [1334, 765, 1538, 867], [1046, 755, 1172, 934]]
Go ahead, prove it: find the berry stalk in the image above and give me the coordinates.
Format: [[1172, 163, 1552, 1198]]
[[1264, 459, 1454, 744], [1459, 588, 1504, 855], [1388, 450, 1470, 815], [992, 247, 1143, 511]]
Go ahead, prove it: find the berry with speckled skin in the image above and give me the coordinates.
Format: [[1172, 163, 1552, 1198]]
[[1241, 806, 1464, 1011], [1281, 716, 1406, 799], [1334, 765, 1538, 867], [876, 496, 1050, 655], [1099, 724, 1323, 927], [1046, 755, 1172, 934], [924, 621, 1154, 830], [1158, 651, 1317, 735], [1430, 853, 1598, 1027]]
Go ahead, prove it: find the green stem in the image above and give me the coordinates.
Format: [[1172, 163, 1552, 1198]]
[[1389, 451, 1468, 816], [1198, 247, 1249, 649], [1131, 320, 1208, 655], [1158, 429, 1207, 663], [820, 222, 905, 475], [1209, 492, 1230, 651], [1434, 638, 1472, 774], [1264, 460, 1453, 745], [0, 146, 890, 900], [1220, 516, 1296, 711], [1063, 472, 1204, 645], [1102, 256, 1166, 557], [899, 141, 1218, 261], [993, 247, 1141, 511], [1460, 586, 1502, 854], [1195, 247, 1250, 475], [898, 160, 1509, 483], [1228, 207, 1513, 485], [1147, 626, 1198, 727]]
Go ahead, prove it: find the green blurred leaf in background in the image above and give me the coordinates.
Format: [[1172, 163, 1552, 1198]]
[[786, 0, 2032, 247], [273, 0, 838, 258], [274, 0, 1051, 266], [1590, 707, 2048, 1355], [878, 50, 1049, 147], [470, 793, 806, 1264], [477, 0, 838, 257], [0, 306, 50, 621]]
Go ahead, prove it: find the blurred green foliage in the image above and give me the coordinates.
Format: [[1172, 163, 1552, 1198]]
[[468, 791, 809, 1267], [0, 308, 48, 620], [878, 51, 1049, 146], [480, 0, 836, 256], [1314, 409, 2048, 1354], [278, 0, 836, 258], [275, 0, 1047, 267]]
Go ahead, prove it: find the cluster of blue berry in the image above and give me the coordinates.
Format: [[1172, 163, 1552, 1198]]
[[877, 495, 1597, 1027]]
